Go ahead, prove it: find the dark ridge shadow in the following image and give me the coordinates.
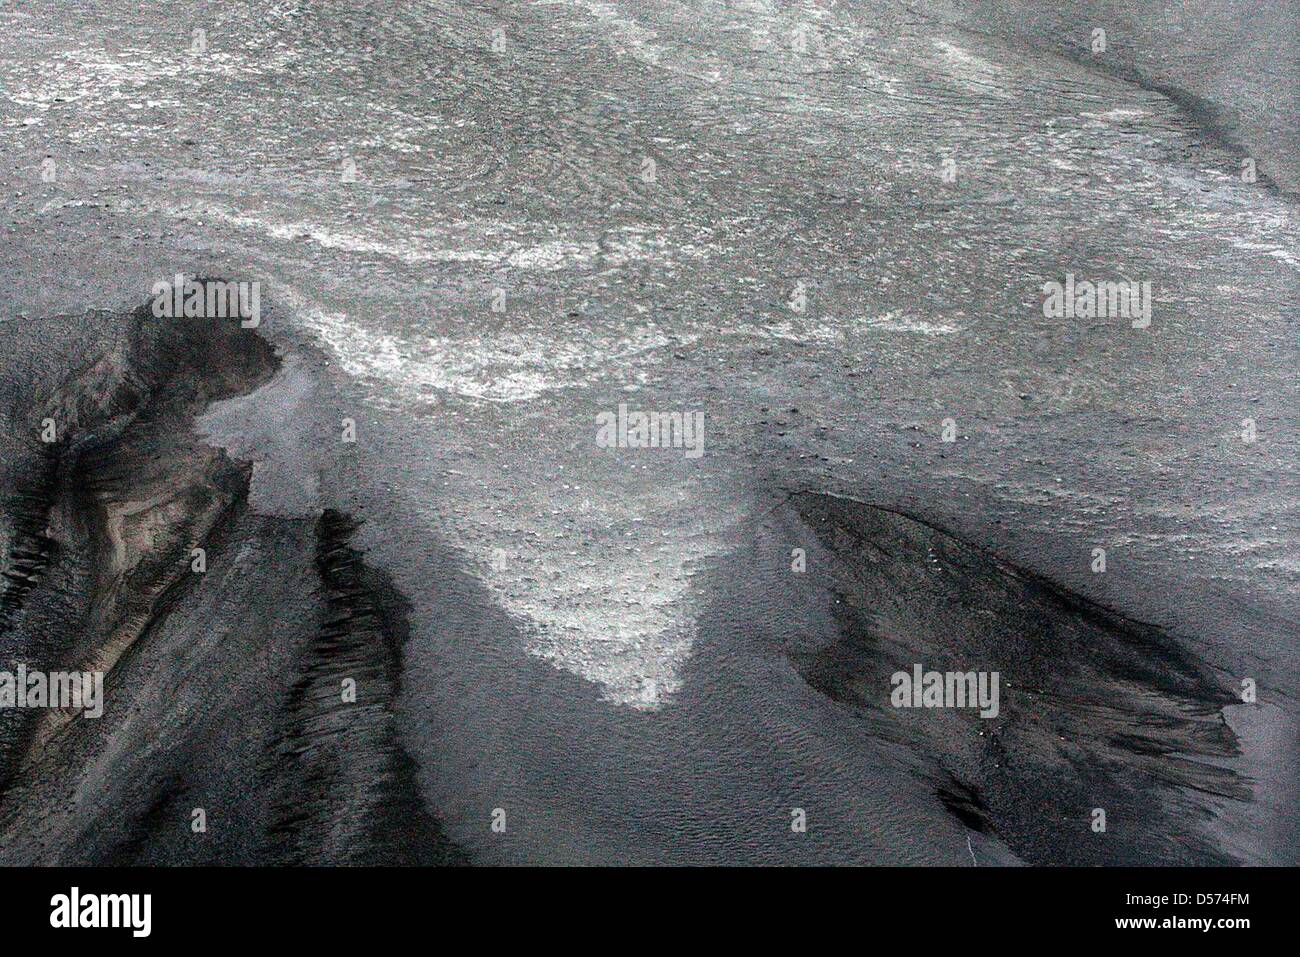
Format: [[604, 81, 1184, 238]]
[[265, 509, 466, 866], [0, 449, 60, 630], [937, 775, 994, 836]]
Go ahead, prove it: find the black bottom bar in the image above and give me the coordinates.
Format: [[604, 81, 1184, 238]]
[[2, 866, 1275, 942]]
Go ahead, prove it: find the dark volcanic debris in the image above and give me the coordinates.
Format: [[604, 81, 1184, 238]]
[[0, 296, 464, 865], [785, 492, 1246, 865]]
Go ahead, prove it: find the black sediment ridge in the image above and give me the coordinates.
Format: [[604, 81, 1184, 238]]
[[0, 293, 464, 864], [786, 492, 1246, 865]]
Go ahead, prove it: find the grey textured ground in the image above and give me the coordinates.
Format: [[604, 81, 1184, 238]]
[[0, 1, 1295, 864]]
